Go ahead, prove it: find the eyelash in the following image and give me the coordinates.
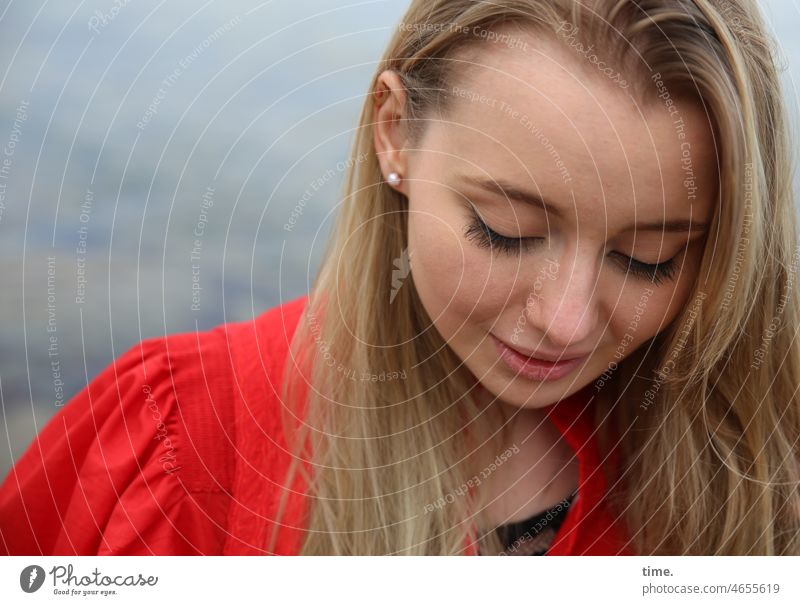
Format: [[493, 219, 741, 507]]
[[462, 207, 678, 285]]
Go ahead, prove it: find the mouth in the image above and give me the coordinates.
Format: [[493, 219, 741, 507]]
[[491, 334, 588, 382]]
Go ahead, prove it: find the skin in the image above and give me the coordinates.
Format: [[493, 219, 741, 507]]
[[373, 30, 715, 528]]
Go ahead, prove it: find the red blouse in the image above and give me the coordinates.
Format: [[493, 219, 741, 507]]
[[0, 294, 632, 555]]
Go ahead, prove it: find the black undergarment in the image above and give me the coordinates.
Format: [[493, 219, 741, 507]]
[[490, 490, 577, 555]]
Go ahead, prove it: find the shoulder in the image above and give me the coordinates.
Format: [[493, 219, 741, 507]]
[[225, 295, 309, 420], [228, 292, 309, 368], [0, 294, 309, 555], [208, 293, 313, 554], [92, 290, 310, 490]]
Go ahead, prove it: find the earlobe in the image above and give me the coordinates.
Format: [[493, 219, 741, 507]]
[[386, 171, 402, 187]]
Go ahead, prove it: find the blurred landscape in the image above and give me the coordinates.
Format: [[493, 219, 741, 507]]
[[1, 0, 799, 476]]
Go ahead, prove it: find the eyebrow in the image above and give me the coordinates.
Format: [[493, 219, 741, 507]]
[[460, 175, 709, 233]]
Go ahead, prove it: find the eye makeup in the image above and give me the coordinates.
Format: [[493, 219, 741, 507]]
[[462, 204, 544, 254], [609, 252, 677, 285]]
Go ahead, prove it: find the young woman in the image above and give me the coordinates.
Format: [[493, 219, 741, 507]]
[[2, 0, 799, 556]]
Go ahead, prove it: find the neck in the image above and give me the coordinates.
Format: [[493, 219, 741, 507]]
[[478, 400, 579, 530]]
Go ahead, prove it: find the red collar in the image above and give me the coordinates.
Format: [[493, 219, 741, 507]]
[[537, 385, 631, 554]]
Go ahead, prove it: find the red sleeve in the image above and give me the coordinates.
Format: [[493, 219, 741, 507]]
[[0, 330, 236, 555]]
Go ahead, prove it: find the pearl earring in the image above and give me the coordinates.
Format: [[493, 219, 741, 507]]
[[387, 171, 401, 187]]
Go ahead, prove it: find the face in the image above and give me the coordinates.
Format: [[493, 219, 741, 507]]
[[373, 31, 715, 409]]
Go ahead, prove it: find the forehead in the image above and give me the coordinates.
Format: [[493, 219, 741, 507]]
[[432, 31, 717, 226]]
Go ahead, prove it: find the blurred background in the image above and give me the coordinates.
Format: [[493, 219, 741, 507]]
[[1, 0, 799, 476]]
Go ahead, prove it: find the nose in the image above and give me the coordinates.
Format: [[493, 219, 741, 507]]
[[522, 250, 599, 350]]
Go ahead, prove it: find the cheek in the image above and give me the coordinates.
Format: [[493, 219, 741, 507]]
[[609, 278, 695, 352], [646, 254, 704, 332], [407, 208, 509, 331], [606, 240, 705, 349]]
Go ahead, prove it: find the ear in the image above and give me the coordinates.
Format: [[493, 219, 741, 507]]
[[373, 69, 410, 196]]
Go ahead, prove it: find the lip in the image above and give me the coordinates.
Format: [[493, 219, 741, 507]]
[[491, 335, 588, 382], [496, 338, 591, 362]]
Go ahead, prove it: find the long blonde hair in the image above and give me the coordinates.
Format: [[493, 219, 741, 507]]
[[272, 0, 800, 555]]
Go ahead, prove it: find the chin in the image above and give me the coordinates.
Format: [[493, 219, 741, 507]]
[[491, 382, 571, 409]]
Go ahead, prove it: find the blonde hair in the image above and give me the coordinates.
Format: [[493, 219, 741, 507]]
[[272, 0, 800, 555]]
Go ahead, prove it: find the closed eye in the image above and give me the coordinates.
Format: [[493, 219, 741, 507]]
[[463, 206, 544, 254], [462, 206, 679, 284], [609, 252, 677, 285]]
